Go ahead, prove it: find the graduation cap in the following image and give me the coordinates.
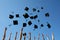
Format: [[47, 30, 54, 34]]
[[23, 23, 27, 27], [32, 8, 36, 12], [37, 10, 40, 12], [34, 15, 38, 19], [34, 25, 38, 29], [41, 7, 44, 9], [41, 24, 44, 27], [13, 20, 18, 25], [16, 14, 19, 18], [45, 13, 50, 17], [30, 16, 34, 19], [9, 14, 14, 19], [23, 33, 26, 36], [23, 13, 29, 19], [28, 21, 32, 25], [24, 7, 29, 11], [47, 23, 51, 28]]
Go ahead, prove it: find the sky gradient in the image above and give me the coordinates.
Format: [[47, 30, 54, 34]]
[[0, 0, 60, 40]]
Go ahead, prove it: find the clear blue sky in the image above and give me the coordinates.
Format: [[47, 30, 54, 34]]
[[0, 0, 60, 40]]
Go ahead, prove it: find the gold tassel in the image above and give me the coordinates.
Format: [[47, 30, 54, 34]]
[[20, 28, 23, 40], [14, 32, 18, 40], [2, 27, 7, 40]]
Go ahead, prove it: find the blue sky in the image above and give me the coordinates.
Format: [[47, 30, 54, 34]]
[[0, 0, 60, 40]]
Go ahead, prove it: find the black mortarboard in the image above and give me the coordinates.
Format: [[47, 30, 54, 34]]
[[16, 14, 19, 18], [13, 20, 18, 25], [23, 33, 26, 36], [23, 13, 29, 19], [30, 16, 34, 19], [32, 8, 36, 12], [45, 13, 50, 17], [34, 15, 38, 19], [23, 23, 27, 27], [34, 25, 38, 29], [47, 23, 51, 28], [28, 21, 32, 25], [9, 14, 14, 19], [24, 7, 29, 11]]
